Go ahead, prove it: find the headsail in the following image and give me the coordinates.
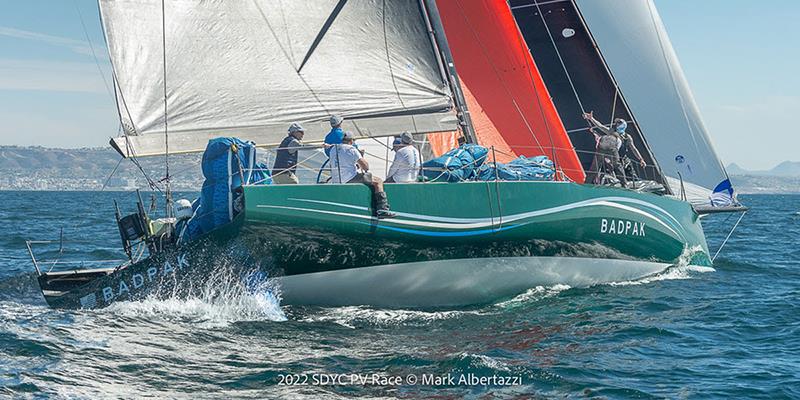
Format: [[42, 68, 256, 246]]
[[573, 0, 735, 206], [510, 0, 665, 187], [436, 0, 585, 182], [100, 0, 459, 157]]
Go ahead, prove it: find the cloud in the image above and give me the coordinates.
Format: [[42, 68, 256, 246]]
[[0, 59, 111, 94], [0, 26, 107, 60]]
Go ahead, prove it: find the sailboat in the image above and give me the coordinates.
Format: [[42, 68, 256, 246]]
[[31, 0, 744, 309]]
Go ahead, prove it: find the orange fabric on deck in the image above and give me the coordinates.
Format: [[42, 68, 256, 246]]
[[426, 131, 459, 157], [436, 0, 585, 182]]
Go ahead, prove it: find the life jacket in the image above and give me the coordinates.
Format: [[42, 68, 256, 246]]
[[272, 135, 299, 173]]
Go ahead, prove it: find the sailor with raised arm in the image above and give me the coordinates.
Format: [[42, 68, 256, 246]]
[[583, 111, 629, 187], [329, 131, 396, 218]]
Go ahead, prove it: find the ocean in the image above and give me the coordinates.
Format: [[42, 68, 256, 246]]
[[0, 191, 798, 399]]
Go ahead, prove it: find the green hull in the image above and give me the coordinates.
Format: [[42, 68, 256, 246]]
[[39, 181, 709, 309], [242, 181, 710, 276]]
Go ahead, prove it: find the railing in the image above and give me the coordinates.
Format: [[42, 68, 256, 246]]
[[243, 142, 665, 190], [26, 230, 129, 276]]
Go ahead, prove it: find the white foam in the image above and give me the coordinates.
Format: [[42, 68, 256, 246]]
[[494, 284, 572, 308], [608, 246, 715, 286], [298, 305, 479, 328], [107, 290, 286, 328], [105, 270, 286, 327]]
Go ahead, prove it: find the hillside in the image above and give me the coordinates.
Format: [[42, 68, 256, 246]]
[[0, 146, 202, 191], [726, 161, 800, 177], [2, 145, 799, 193]]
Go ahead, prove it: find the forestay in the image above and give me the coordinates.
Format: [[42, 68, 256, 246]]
[[574, 0, 735, 206], [100, 0, 457, 157]]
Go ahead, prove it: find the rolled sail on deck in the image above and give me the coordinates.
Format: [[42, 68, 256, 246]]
[[100, 0, 458, 157]]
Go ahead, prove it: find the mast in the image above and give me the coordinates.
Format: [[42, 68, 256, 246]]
[[419, 0, 477, 144]]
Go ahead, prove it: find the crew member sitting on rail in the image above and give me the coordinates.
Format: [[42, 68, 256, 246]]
[[386, 131, 421, 183], [329, 131, 396, 218], [271, 123, 306, 184]]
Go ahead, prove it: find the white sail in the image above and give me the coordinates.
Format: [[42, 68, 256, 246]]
[[574, 0, 735, 206], [99, 0, 457, 157]]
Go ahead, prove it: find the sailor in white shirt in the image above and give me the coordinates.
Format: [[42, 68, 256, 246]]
[[328, 131, 396, 218], [386, 132, 421, 183]]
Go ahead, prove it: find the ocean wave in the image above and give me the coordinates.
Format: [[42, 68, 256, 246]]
[[607, 246, 715, 287], [104, 270, 287, 328], [294, 305, 481, 329], [493, 284, 572, 308]]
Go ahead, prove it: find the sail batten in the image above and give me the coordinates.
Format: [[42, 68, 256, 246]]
[[100, 0, 457, 157]]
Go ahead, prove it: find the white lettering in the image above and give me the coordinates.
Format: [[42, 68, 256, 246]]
[[162, 261, 174, 276], [118, 280, 130, 296], [600, 219, 646, 237], [102, 287, 114, 302], [147, 267, 158, 281], [132, 273, 144, 288], [177, 254, 189, 269]]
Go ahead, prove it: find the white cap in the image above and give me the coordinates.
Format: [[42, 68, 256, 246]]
[[175, 199, 193, 220]]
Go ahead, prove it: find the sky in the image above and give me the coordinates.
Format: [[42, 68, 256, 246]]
[[0, 0, 798, 170]]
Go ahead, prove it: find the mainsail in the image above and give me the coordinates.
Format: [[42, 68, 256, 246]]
[[100, 0, 459, 157], [509, 0, 664, 186], [573, 0, 735, 206], [436, 0, 585, 182]]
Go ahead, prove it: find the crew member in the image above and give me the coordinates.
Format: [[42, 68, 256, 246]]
[[329, 131, 395, 218], [386, 132, 420, 183], [583, 111, 628, 187], [324, 115, 345, 157], [271, 123, 306, 184]]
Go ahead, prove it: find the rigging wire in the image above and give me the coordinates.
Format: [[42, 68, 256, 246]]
[[506, 1, 564, 177], [532, 2, 587, 115], [644, 0, 700, 151], [73, 0, 113, 102], [453, 0, 546, 154], [712, 211, 747, 262], [100, 157, 124, 192], [95, 3, 162, 193], [161, 0, 173, 219]]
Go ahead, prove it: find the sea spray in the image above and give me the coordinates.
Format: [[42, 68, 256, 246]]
[[106, 259, 286, 326], [609, 245, 714, 287]]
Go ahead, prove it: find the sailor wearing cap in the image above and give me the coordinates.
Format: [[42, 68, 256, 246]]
[[323, 114, 345, 157], [271, 123, 306, 184], [329, 131, 396, 218], [386, 132, 421, 183]]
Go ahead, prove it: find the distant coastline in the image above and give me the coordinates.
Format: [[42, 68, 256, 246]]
[[1, 145, 798, 194]]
